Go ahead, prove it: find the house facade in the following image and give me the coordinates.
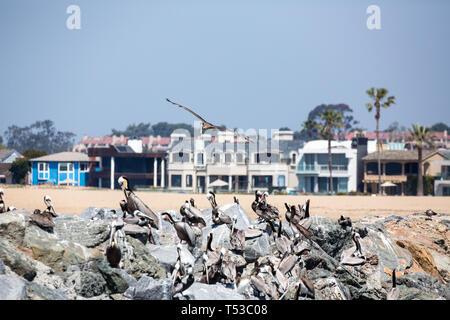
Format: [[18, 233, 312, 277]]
[[434, 152, 450, 196], [30, 152, 92, 186], [0, 149, 22, 163], [296, 140, 363, 194], [362, 149, 444, 195]]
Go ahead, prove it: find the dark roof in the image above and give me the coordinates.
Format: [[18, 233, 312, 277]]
[[362, 149, 441, 161]]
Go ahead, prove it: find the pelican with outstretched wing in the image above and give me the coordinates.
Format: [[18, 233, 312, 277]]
[[166, 98, 252, 142]]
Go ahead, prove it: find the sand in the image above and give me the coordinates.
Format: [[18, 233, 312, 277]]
[[2, 185, 450, 221]]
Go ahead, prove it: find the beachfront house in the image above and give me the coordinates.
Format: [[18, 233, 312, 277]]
[[296, 140, 367, 194], [362, 149, 444, 195], [30, 152, 92, 186], [434, 152, 450, 196], [0, 149, 22, 163]]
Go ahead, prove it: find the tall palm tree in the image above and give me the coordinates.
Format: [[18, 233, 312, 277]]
[[319, 110, 344, 195], [301, 120, 320, 141], [408, 124, 435, 196], [365, 88, 396, 195]]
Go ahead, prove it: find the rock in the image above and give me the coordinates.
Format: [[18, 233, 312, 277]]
[[314, 277, 351, 300], [124, 276, 173, 300], [54, 215, 110, 248], [24, 225, 102, 272], [243, 232, 271, 262], [0, 238, 37, 281], [181, 282, 245, 300], [79, 207, 120, 220], [84, 258, 132, 294], [396, 272, 449, 299], [0, 212, 26, 246], [26, 282, 69, 300], [121, 236, 166, 280], [440, 220, 450, 230], [147, 244, 195, 272], [201, 224, 232, 250], [65, 271, 107, 298], [309, 216, 351, 258], [0, 248, 5, 275], [0, 275, 27, 300]]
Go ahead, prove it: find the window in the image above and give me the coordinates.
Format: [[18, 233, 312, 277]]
[[386, 162, 402, 175], [171, 175, 182, 187], [213, 153, 221, 163], [173, 152, 189, 163], [59, 163, 74, 172], [196, 153, 204, 165], [186, 175, 192, 187], [236, 153, 244, 163], [38, 162, 49, 180], [366, 162, 382, 175], [80, 162, 89, 172], [225, 153, 232, 163], [291, 153, 297, 164]]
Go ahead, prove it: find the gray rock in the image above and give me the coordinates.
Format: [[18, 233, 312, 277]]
[[243, 232, 271, 262], [0, 238, 36, 281], [314, 277, 351, 300], [0, 248, 5, 275], [441, 220, 450, 230], [65, 271, 107, 298], [396, 272, 450, 300], [201, 224, 232, 250], [0, 212, 27, 246], [147, 244, 195, 272], [79, 207, 120, 220], [124, 276, 173, 300], [0, 275, 27, 300], [181, 282, 245, 300], [54, 215, 110, 248], [309, 216, 351, 258], [26, 282, 69, 300], [84, 258, 132, 294]]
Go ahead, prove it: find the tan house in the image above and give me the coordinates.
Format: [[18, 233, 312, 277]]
[[362, 149, 443, 195]]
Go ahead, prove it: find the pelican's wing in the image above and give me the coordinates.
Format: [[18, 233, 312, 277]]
[[128, 193, 160, 229], [166, 98, 209, 123]]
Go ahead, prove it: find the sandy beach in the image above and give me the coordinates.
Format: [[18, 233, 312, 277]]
[[2, 185, 450, 220]]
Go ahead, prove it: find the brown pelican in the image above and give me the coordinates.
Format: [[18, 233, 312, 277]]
[[275, 222, 293, 257], [118, 176, 159, 229], [204, 232, 223, 265], [171, 243, 186, 284], [341, 230, 366, 265], [338, 215, 352, 228], [0, 188, 6, 213], [277, 253, 298, 276], [166, 98, 252, 142], [30, 209, 55, 230], [229, 215, 245, 251], [295, 269, 315, 299], [234, 196, 240, 205], [219, 248, 237, 285], [207, 192, 232, 225], [425, 209, 437, 220], [284, 203, 292, 223], [161, 212, 196, 247], [106, 219, 123, 267], [387, 268, 400, 300], [173, 267, 194, 295], [252, 191, 277, 223], [250, 266, 279, 300], [43, 195, 58, 217], [182, 201, 206, 228], [259, 192, 280, 220], [291, 219, 312, 244], [351, 230, 364, 257], [200, 251, 224, 285]]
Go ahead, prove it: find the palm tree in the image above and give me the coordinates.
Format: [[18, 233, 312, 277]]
[[365, 88, 396, 195], [301, 120, 320, 140], [408, 124, 435, 196], [318, 110, 344, 195]]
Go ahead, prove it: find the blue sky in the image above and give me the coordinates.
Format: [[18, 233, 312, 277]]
[[1, 0, 449, 142]]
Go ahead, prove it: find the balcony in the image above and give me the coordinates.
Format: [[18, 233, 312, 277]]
[[297, 164, 348, 174], [297, 164, 318, 172]]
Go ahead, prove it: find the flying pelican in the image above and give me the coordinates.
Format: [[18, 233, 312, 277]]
[[161, 212, 196, 247], [118, 176, 159, 229], [106, 219, 124, 267], [166, 98, 252, 142], [387, 268, 400, 300]]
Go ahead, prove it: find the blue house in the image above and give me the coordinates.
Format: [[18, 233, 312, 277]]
[[30, 152, 91, 186]]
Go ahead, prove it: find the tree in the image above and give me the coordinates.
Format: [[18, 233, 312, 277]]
[[22, 149, 48, 159], [365, 88, 396, 195], [430, 122, 450, 132], [385, 121, 400, 132], [9, 158, 30, 184], [111, 122, 153, 137], [279, 127, 291, 131], [110, 122, 195, 137], [318, 110, 345, 195], [408, 124, 435, 196], [4, 120, 75, 154], [151, 122, 194, 137], [0, 136, 5, 150], [308, 104, 359, 135], [301, 120, 320, 141]]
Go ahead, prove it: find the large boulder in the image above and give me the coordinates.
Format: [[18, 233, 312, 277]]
[[395, 272, 450, 300], [314, 277, 351, 300], [64, 271, 107, 298], [124, 276, 173, 300], [24, 225, 102, 272], [26, 282, 69, 300], [243, 232, 271, 262], [309, 216, 352, 258], [181, 282, 245, 300], [147, 244, 195, 273], [82, 258, 133, 294], [54, 215, 110, 248], [0, 248, 5, 275], [0, 212, 27, 246], [201, 224, 232, 250], [0, 238, 36, 281], [0, 275, 27, 300], [79, 207, 120, 220]]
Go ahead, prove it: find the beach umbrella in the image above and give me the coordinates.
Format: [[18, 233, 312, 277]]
[[209, 179, 229, 187], [381, 181, 396, 187]]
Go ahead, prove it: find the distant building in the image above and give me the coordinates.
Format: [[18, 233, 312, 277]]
[[0, 149, 22, 163], [30, 152, 92, 186], [434, 152, 450, 196], [87, 137, 166, 189], [0, 163, 13, 184], [362, 149, 444, 195], [295, 140, 373, 194], [73, 135, 171, 153]]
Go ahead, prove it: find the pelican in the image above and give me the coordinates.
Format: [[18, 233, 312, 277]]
[[43, 195, 58, 217], [284, 203, 292, 223], [387, 268, 400, 300], [182, 201, 206, 228], [106, 219, 123, 267], [207, 191, 232, 225], [275, 222, 293, 257], [295, 269, 315, 299], [161, 212, 196, 247], [219, 248, 237, 285], [252, 191, 277, 223], [233, 196, 240, 205], [351, 230, 364, 257], [173, 267, 195, 295], [338, 215, 352, 228], [425, 209, 437, 220], [341, 230, 366, 265], [7, 206, 16, 212], [290, 219, 312, 244], [0, 188, 6, 213], [30, 209, 56, 230], [171, 244, 186, 284], [205, 232, 222, 264], [259, 192, 280, 220], [230, 215, 246, 251], [166, 98, 252, 142], [118, 176, 159, 229]]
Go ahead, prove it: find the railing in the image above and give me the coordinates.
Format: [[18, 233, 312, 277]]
[[319, 165, 348, 172], [297, 164, 348, 173], [297, 165, 317, 172]]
